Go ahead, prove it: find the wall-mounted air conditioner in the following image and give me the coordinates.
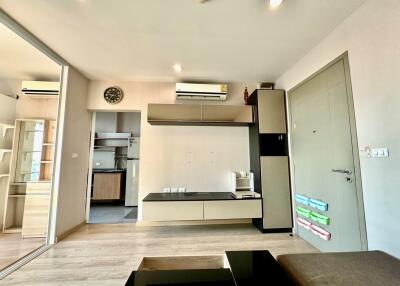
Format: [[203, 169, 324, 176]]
[[21, 81, 60, 99], [176, 83, 227, 101]]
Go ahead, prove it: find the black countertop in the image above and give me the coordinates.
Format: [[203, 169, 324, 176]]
[[92, 169, 126, 174], [143, 192, 261, 202], [125, 251, 294, 286]]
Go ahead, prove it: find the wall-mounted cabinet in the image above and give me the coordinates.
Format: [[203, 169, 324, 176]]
[[147, 104, 253, 126], [257, 90, 287, 134]]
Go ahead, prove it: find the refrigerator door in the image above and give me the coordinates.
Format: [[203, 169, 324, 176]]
[[125, 159, 139, 206]]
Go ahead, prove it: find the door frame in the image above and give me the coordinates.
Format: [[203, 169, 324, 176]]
[[286, 52, 368, 250], [85, 112, 96, 222]]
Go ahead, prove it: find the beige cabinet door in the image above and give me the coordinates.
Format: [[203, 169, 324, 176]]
[[203, 200, 262, 219], [142, 201, 204, 221], [258, 90, 287, 134], [22, 182, 51, 238], [261, 156, 292, 229]]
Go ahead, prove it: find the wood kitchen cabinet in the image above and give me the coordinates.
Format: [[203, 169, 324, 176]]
[[92, 173, 122, 200]]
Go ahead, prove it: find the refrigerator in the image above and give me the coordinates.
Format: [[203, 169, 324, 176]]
[[125, 137, 140, 206]]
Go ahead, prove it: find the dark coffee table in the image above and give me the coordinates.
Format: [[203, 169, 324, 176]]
[[125, 250, 294, 286]]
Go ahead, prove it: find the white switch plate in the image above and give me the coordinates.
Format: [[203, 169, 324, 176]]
[[371, 148, 389, 158], [72, 153, 79, 159]]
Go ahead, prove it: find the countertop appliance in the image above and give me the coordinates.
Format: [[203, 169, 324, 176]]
[[125, 137, 140, 206], [231, 171, 256, 199]]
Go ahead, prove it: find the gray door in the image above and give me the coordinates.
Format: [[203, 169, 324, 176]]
[[289, 57, 366, 251]]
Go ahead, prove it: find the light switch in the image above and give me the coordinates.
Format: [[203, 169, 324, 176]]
[[371, 148, 389, 158], [72, 153, 79, 159]]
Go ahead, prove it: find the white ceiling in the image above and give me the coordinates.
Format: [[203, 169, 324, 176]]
[[0, 23, 60, 81], [0, 0, 366, 82]]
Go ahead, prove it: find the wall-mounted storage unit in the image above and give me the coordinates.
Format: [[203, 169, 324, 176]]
[[248, 89, 293, 232], [147, 104, 253, 126], [142, 192, 262, 222]]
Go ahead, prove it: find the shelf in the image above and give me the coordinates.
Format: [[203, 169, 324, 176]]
[[41, 161, 54, 164], [0, 173, 10, 178], [8, 194, 26, 198], [9, 182, 27, 186], [147, 104, 253, 126], [0, 149, 12, 162], [42, 143, 55, 146], [95, 138, 130, 140], [94, 146, 126, 148], [3, 226, 22, 234], [0, 124, 14, 139]]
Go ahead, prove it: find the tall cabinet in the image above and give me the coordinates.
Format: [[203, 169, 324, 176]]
[[248, 89, 293, 232]]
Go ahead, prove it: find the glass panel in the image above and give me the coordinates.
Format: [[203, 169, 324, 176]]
[[15, 121, 44, 182]]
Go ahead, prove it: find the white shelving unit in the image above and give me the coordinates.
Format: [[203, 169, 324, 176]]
[[2, 119, 55, 235], [0, 123, 15, 231]]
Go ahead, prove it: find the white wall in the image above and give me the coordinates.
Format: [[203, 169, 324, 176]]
[[55, 67, 91, 237], [0, 77, 17, 124], [95, 112, 118, 133], [15, 94, 58, 120], [276, 0, 400, 257], [87, 82, 256, 219], [117, 112, 141, 137]]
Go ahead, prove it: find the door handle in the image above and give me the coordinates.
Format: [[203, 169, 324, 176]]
[[331, 169, 352, 175]]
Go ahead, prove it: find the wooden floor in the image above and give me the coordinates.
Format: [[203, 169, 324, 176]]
[[1, 223, 317, 285], [0, 233, 45, 271]]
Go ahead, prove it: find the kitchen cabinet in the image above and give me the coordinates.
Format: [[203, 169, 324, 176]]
[[92, 173, 122, 200]]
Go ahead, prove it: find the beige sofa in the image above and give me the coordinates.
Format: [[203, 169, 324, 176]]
[[277, 251, 400, 286]]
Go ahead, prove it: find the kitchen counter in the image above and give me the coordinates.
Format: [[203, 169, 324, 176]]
[[92, 169, 126, 174], [143, 192, 260, 202]]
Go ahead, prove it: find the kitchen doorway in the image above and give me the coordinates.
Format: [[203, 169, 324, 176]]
[[288, 53, 367, 252], [86, 112, 141, 224]]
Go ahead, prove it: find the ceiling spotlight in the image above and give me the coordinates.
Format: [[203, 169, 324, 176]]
[[269, 0, 284, 9], [173, 64, 183, 73]]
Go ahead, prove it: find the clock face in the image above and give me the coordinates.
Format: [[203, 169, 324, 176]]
[[104, 86, 123, 104]]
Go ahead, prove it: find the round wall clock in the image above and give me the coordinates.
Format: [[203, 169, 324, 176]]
[[104, 86, 124, 104]]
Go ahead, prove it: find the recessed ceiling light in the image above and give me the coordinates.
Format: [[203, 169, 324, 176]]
[[269, 0, 284, 9], [173, 64, 183, 73]]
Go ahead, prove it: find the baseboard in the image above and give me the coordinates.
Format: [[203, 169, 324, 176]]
[[56, 221, 86, 242], [136, 219, 252, 227]]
